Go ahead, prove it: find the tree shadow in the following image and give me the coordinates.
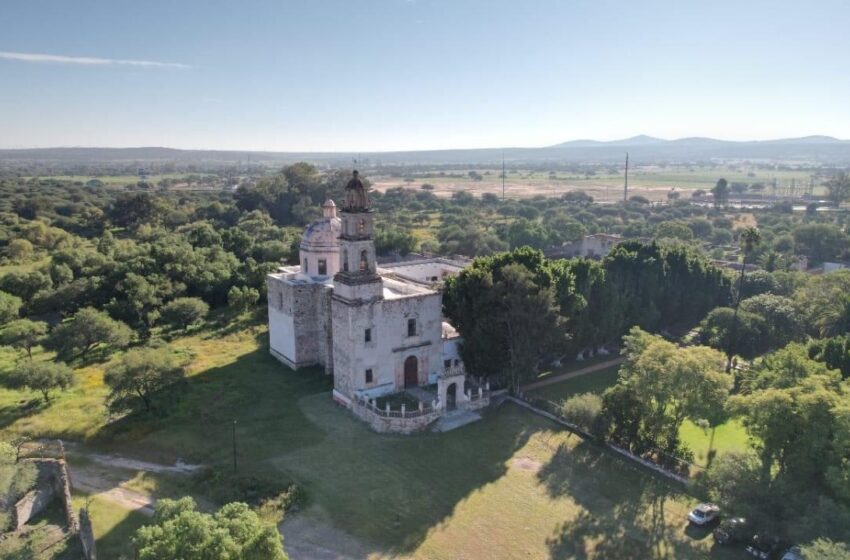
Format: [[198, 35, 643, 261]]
[[539, 440, 718, 559], [0, 398, 47, 429], [270, 398, 539, 555]]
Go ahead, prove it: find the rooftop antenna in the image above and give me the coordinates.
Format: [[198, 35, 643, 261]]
[[623, 152, 629, 201], [501, 150, 506, 201]]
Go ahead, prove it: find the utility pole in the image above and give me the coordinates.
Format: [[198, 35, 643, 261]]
[[623, 152, 629, 201], [501, 150, 506, 201], [232, 419, 238, 472]]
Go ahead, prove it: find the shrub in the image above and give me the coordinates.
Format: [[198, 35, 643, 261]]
[[560, 392, 603, 434]]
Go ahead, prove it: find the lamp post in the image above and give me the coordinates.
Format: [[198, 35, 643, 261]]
[[232, 419, 238, 472]]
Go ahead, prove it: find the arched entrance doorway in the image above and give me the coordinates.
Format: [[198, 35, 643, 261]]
[[403, 356, 418, 388], [446, 383, 457, 410]]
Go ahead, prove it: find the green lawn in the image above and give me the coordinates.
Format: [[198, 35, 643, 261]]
[[70, 494, 148, 560], [530, 365, 621, 402], [1, 316, 740, 558], [528, 366, 751, 469]]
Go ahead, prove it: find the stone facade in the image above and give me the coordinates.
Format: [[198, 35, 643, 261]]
[[267, 173, 485, 433]]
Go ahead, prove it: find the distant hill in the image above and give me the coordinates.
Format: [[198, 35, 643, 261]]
[[1, 135, 849, 166]]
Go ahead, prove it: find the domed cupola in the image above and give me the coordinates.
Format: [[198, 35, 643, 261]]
[[299, 199, 341, 278]]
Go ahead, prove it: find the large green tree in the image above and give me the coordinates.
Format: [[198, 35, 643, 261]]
[[133, 497, 287, 560], [6, 360, 75, 404], [44, 307, 132, 359], [0, 319, 48, 358], [104, 346, 185, 414], [604, 328, 732, 454], [443, 248, 569, 391]]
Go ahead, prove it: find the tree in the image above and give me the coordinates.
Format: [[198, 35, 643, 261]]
[[654, 221, 694, 241], [605, 328, 732, 454], [443, 248, 568, 391], [809, 335, 850, 378], [0, 291, 21, 325], [133, 497, 287, 560], [739, 294, 805, 350], [799, 539, 850, 560], [6, 360, 75, 404], [795, 270, 850, 337], [711, 178, 730, 208], [5, 239, 33, 262], [699, 307, 768, 361], [0, 319, 48, 358], [493, 264, 565, 392], [104, 346, 185, 413], [228, 286, 260, 311], [44, 307, 132, 359], [793, 223, 849, 264], [160, 297, 209, 331]]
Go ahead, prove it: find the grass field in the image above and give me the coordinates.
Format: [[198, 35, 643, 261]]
[[0, 314, 743, 558], [527, 365, 751, 469], [373, 165, 821, 203]]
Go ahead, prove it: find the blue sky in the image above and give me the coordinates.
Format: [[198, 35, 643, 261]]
[[1, 0, 849, 151]]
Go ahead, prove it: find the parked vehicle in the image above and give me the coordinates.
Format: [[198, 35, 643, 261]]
[[745, 534, 785, 559], [687, 503, 720, 526], [780, 546, 803, 560], [713, 517, 752, 544]]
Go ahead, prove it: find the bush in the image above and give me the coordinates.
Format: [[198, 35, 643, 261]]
[[560, 392, 603, 434], [160, 297, 209, 331]]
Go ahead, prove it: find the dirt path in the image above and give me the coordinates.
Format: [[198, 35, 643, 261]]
[[70, 466, 157, 516], [520, 356, 624, 392], [64, 445, 205, 517]]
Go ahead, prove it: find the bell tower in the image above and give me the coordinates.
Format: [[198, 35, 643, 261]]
[[333, 171, 382, 301]]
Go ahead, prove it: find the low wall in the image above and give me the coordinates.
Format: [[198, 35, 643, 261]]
[[13, 458, 78, 533], [79, 508, 97, 560], [507, 396, 689, 486], [350, 399, 442, 434]]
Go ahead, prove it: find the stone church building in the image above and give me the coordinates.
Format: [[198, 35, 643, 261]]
[[267, 171, 488, 432]]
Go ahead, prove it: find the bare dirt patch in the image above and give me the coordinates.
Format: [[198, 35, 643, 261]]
[[510, 456, 542, 473]]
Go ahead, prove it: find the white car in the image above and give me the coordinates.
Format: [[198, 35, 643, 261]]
[[687, 503, 720, 525]]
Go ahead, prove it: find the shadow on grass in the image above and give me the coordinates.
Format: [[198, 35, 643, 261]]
[[0, 398, 47, 429], [538, 440, 718, 559], [271, 399, 539, 555], [91, 344, 333, 466]]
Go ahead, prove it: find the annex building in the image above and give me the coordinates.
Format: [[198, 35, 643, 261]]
[[267, 171, 489, 433]]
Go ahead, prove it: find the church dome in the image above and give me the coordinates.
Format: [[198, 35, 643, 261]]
[[300, 209, 341, 253], [299, 200, 341, 278]]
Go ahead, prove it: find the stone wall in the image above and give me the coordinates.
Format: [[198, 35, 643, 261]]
[[332, 290, 443, 401], [349, 398, 441, 434], [13, 459, 78, 533], [79, 508, 97, 560]]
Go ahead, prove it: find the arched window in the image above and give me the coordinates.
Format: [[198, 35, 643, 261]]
[[342, 249, 349, 272], [359, 250, 369, 272], [357, 219, 366, 234]]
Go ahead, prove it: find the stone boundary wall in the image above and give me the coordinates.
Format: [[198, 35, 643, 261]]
[[79, 508, 97, 560], [507, 396, 689, 486], [13, 458, 78, 532]]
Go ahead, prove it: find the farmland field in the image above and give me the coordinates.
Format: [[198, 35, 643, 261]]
[[372, 165, 821, 203]]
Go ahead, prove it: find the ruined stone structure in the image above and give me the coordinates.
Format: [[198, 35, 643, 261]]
[[267, 172, 487, 432]]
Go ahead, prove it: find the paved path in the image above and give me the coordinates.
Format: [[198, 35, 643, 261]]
[[520, 356, 625, 392]]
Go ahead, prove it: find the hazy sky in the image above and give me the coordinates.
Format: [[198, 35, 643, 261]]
[[1, 0, 849, 151]]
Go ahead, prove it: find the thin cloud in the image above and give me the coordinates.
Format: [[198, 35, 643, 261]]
[[0, 51, 192, 69]]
